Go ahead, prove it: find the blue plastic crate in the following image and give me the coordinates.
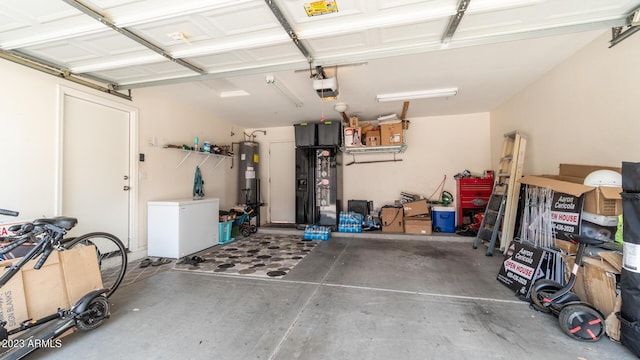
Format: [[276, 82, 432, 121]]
[[304, 225, 331, 241], [338, 223, 362, 233], [218, 220, 234, 244], [339, 211, 363, 225]]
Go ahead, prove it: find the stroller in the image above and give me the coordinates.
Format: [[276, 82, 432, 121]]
[[232, 204, 258, 237], [232, 188, 259, 237]]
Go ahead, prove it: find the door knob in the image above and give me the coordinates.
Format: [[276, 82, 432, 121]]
[[123, 186, 131, 191]]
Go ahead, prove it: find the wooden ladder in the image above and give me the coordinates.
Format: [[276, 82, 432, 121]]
[[496, 131, 527, 253]]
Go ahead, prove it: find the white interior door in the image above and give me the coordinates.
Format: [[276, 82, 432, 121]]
[[269, 141, 295, 223], [62, 94, 130, 246]]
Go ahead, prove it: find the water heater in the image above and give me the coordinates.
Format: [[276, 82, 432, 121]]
[[238, 141, 260, 205]]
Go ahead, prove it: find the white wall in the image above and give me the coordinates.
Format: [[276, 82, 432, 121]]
[[491, 31, 640, 175], [248, 112, 492, 222], [344, 113, 491, 211], [0, 59, 242, 250]]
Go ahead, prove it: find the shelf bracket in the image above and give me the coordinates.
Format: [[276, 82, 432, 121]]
[[176, 152, 193, 168], [211, 157, 226, 170], [198, 154, 212, 167]]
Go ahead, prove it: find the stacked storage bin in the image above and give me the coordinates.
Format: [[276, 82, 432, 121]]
[[303, 225, 331, 240], [338, 211, 363, 233], [218, 220, 234, 244]]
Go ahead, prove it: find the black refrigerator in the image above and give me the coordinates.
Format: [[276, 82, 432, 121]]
[[294, 121, 342, 229]]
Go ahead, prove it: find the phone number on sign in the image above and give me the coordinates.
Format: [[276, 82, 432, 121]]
[[1, 338, 62, 349]]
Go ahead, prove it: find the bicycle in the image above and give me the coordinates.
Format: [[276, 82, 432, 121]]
[[0, 208, 127, 359]]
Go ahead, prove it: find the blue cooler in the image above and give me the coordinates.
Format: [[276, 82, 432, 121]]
[[432, 206, 455, 233]]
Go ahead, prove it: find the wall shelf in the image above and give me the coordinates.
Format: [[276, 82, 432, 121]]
[[342, 144, 407, 166], [341, 144, 407, 154], [167, 148, 233, 169]]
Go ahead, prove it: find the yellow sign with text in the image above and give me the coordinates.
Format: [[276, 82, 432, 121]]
[[304, 1, 338, 17]]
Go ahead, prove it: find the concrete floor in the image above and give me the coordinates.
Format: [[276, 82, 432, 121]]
[[28, 230, 635, 360]]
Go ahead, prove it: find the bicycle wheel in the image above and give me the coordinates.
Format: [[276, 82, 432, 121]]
[[75, 295, 110, 331], [558, 303, 605, 341], [65, 232, 127, 298]]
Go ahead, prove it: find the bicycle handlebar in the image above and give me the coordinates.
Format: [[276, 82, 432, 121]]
[[0, 209, 19, 217], [0, 235, 30, 254], [34, 245, 53, 270]]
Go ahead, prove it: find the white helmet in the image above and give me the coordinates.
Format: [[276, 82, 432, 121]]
[[583, 170, 622, 187]]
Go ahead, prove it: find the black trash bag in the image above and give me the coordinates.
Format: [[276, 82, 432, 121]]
[[622, 192, 640, 245], [623, 162, 640, 193], [618, 310, 640, 357], [620, 161, 640, 357]]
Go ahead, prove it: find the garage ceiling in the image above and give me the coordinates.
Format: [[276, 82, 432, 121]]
[[1, 0, 638, 128]]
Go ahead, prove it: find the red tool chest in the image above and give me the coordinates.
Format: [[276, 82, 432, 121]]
[[456, 171, 494, 225]]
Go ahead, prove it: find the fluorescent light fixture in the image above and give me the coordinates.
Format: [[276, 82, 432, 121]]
[[266, 75, 303, 108], [219, 90, 250, 98], [376, 88, 458, 102]]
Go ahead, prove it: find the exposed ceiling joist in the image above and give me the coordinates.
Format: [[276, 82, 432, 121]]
[[61, 0, 206, 75], [609, 6, 640, 47], [264, 0, 314, 64], [0, 48, 131, 100], [442, 0, 471, 44]]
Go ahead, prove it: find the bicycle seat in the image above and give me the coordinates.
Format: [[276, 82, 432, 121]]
[[33, 216, 78, 230], [564, 233, 605, 246]]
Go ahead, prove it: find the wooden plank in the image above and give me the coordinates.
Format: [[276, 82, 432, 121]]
[[499, 132, 527, 253], [400, 101, 410, 120]]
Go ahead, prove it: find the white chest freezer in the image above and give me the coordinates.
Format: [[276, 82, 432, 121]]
[[147, 197, 219, 259]]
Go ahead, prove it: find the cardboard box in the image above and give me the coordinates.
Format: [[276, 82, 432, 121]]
[[344, 127, 362, 147], [583, 186, 622, 216], [558, 163, 621, 180], [0, 246, 103, 329], [519, 164, 623, 239], [21, 251, 69, 320], [380, 122, 403, 146], [359, 121, 375, 133], [365, 129, 380, 147], [519, 175, 594, 241], [404, 216, 432, 235], [0, 269, 28, 330], [403, 200, 430, 217], [381, 207, 404, 233], [59, 246, 104, 309], [554, 239, 578, 255], [554, 164, 622, 216], [563, 253, 621, 340], [349, 116, 359, 128]]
